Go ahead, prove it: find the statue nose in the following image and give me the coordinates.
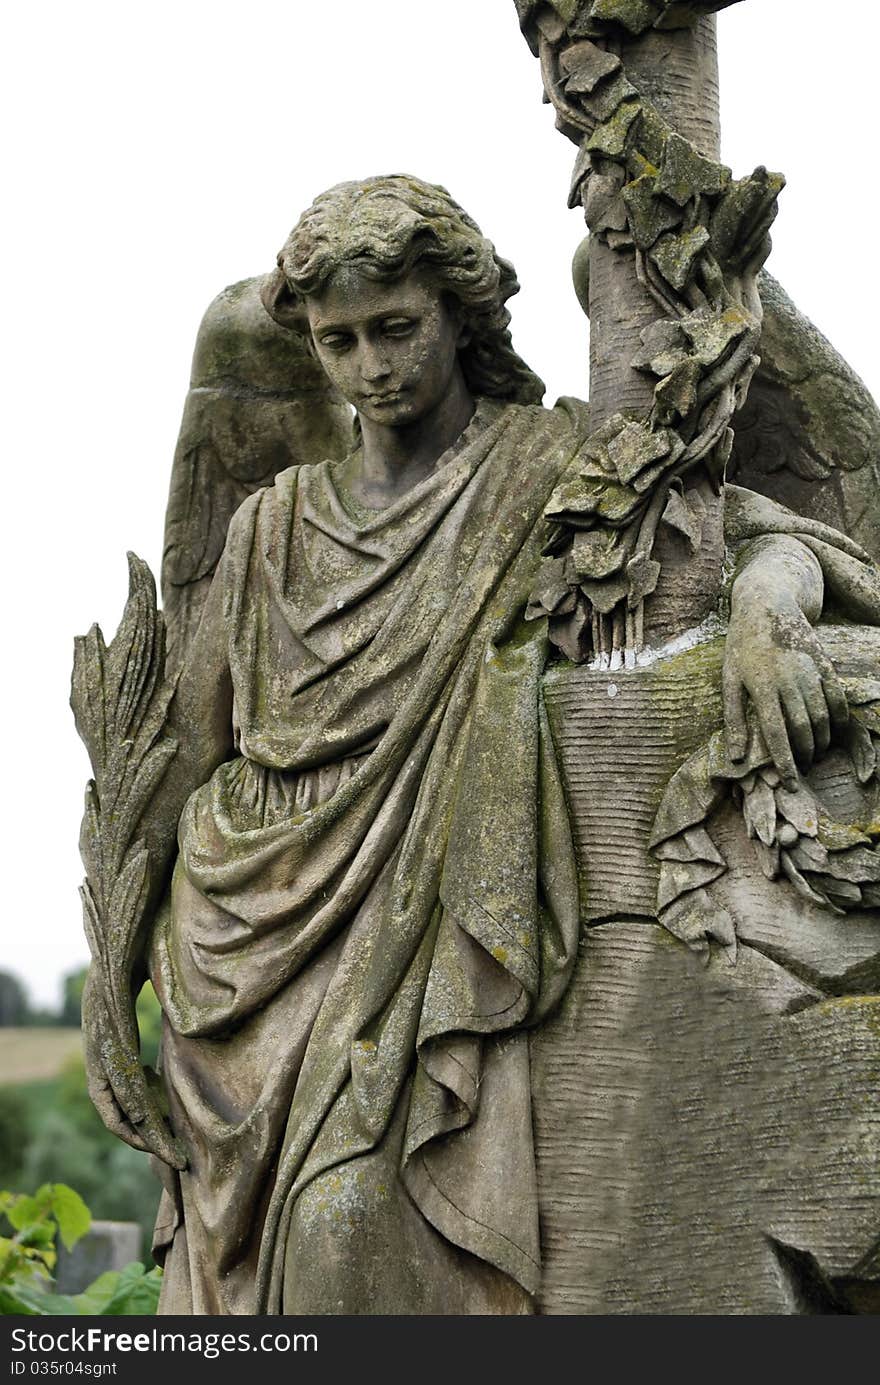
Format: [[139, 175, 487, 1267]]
[[360, 345, 392, 383]]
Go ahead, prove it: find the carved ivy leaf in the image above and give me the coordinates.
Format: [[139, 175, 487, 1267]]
[[559, 39, 620, 91], [527, 557, 578, 617], [753, 839, 781, 880], [656, 132, 731, 207], [661, 486, 704, 550], [587, 99, 641, 157], [632, 319, 689, 374], [568, 143, 594, 209], [590, 0, 661, 33], [710, 167, 785, 270], [621, 174, 682, 248], [571, 526, 629, 578], [821, 846, 880, 885], [607, 419, 673, 484], [630, 104, 669, 167], [654, 359, 702, 423], [816, 813, 872, 852], [660, 888, 736, 959], [681, 303, 749, 367], [787, 837, 830, 875], [625, 550, 661, 605], [841, 679, 880, 707], [580, 574, 629, 615], [650, 225, 710, 292], [584, 170, 629, 231], [583, 70, 639, 122]]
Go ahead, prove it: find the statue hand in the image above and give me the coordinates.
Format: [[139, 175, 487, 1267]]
[[81, 969, 152, 1157], [722, 586, 849, 790]]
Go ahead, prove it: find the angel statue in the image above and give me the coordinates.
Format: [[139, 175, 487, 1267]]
[[72, 1, 880, 1315]]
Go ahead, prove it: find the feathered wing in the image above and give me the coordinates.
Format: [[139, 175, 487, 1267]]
[[161, 277, 354, 674], [729, 271, 880, 561]]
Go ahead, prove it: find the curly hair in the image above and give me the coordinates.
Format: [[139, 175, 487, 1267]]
[[261, 175, 545, 406]]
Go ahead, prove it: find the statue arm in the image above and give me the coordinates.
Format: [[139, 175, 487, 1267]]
[[722, 535, 849, 789]]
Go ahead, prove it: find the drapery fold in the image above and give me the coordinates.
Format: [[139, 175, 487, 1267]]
[[149, 398, 584, 1313]]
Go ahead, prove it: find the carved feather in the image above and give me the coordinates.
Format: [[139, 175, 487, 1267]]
[[161, 277, 353, 675], [730, 272, 880, 561]]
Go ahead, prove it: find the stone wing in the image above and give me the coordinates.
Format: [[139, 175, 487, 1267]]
[[161, 277, 353, 674], [730, 272, 880, 562]]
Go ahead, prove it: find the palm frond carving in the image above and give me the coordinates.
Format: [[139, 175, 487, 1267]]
[[71, 555, 185, 1170]]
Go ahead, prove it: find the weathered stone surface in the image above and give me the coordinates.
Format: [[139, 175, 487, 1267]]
[[544, 637, 726, 917], [730, 273, 880, 563], [72, 4, 880, 1320], [531, 922, 880, 1314]]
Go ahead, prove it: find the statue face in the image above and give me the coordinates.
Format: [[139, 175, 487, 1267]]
[[305, 267, 468, 428]]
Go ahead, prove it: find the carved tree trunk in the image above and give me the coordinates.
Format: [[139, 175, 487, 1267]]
[[589, 18, 720, 426], [518, 2, 880, 1316]]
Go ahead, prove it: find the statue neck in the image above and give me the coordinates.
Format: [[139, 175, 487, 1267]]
[[353, 370, 475, 509]]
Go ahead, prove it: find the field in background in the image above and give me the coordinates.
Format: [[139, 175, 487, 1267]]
[[0, 1028, 82, 1084]]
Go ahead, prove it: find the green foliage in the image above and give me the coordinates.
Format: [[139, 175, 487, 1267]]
[[0, 973, 28, 1026], [15, 1064, 162, 1258], [69, 1262, 162, 1316], [7, 1184, 91, 1251], [60, 968, 87, 1029], [1, 973, 166, 1259], [0, 1184, 161, 1316], [7, 1264, 163, 1317], [136, 981, 162, 1069], [0, 1089, 30, 1186], [0, 1183, 87, 1312]]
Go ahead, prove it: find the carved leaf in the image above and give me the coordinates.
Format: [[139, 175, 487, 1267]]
[[72, 556, 182, 1169], [661, 487, 704, 550], [743, 778, 777, 846], [845, 719, 877, 785], [775, 783, 820, 838], [559, 39, 620, 92], [656, 133, 731, 207]]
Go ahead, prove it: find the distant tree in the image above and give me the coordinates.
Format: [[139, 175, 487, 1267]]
[[0, 973, 29, 1027], [60, 968, 88, 1029], [0, 1089, 29, 1185]]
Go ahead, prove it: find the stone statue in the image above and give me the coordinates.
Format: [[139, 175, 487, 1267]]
[[72, 1, 880, 1314]]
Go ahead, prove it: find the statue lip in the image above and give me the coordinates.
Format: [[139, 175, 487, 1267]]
[[361, 389, 405, 406]]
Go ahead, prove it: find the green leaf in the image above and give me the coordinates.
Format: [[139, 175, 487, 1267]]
[[72, 1263, 162, 1316], [0, 1283, 45, 1315], [6, 1194, 41, 1232], [49, 1185, 91, 1252], [17, 1223, 55, 1253]]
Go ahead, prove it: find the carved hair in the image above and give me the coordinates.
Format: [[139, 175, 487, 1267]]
[[261, 175, 545, 406]]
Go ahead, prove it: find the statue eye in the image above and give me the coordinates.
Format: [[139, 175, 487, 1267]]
[[381, 318, 416, 338], [318, 331, 354, 352]]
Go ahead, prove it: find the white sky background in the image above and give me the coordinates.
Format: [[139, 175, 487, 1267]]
[[2, 1, 878, 1010]]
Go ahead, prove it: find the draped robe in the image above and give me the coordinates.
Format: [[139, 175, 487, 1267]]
[[149, 397, 584, 1313]]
